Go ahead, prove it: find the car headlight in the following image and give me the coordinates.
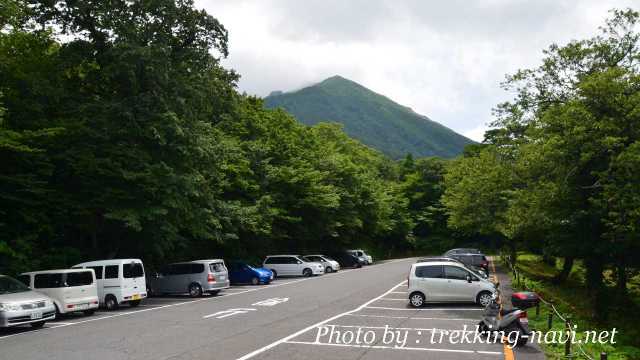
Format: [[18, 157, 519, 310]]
[[0, 303, 21, 312]]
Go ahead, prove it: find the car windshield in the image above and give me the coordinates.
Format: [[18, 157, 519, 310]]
[[0, 275, 31, 294]]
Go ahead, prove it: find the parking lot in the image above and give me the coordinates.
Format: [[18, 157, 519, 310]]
[[0, 258, 543, 360]]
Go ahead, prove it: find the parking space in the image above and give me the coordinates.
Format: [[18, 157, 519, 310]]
[[236, 281, 506, 360], [0, 267, 362, 341]]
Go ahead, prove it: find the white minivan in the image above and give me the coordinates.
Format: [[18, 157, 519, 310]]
[[407, 261, 496, 308], [263, 255, 324, 278], [73, 259, 146, 310], [19, 269, 99, 316]]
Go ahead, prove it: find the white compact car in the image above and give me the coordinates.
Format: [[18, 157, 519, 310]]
[[348, 249, 373, 265], [263, 255, 324, 278], [73, 259, 146, 310], [407, 261, 496, 308], [19, 268, 99, 315], [304, 255, 341, 273]]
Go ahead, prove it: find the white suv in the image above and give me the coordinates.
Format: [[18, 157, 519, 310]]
[[304, 255, 341, 273], [263, 255, 325, 278], [407, 261, 496, 307]]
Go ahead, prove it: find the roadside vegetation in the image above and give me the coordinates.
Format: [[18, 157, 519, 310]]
[[443, 9, 640, 358], [508, 254, 640, 359]]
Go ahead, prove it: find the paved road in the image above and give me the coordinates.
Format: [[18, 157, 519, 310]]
[[0, 258, 535, 360]]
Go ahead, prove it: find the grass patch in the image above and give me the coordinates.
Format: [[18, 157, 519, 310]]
[[505, 254, 640, 360]]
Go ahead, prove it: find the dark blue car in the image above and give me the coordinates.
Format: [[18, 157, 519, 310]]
[[228, 262, 273, 285]]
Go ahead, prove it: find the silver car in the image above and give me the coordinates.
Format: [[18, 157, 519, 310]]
[[0, 275, 56, 328], [149, 260, 230, 297]]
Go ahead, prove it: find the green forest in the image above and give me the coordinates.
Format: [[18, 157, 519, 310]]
[[1, 0, 464, 274], [2, 1, 640, 338]]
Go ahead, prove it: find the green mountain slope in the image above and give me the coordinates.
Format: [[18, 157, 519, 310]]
[[264, 75, 474, 159]]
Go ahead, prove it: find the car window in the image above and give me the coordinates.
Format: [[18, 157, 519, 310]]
[[415, 265, 444, 278], [123, 263, 144, 278], [67, 271, 94, 286], [34, 273, 64, 288], [444, 266, 469, 280], [264, 257, 276, 264], [0, 275, 31, 294], [17, 275, 30, 286], [88, 266, 103, 279], [190, 263, 205, 274], [105, 265, 119, 279], [209, 263, 225, 272]]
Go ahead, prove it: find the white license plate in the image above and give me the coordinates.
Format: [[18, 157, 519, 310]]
[[520, 318, 529, 324], [218, 276, 225, 280], [30, 312, 42, 320], [75, 304, 89, 310]]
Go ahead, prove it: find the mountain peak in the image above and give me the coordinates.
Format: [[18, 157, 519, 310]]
[[265, 77, 474, 159]]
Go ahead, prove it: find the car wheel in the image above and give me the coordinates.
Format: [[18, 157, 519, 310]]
[[409, 292, 425, 308], [105, 295, 119, 311], [251, 276, 260, 285], [30, 321, 46, 329], [84, 309, 95, 316], [477, 291, 493, 307], [303, 268, 312, 277], [325, 266, 333, 273], [129, 300, 141, 307], [188, 283, 203, 298]]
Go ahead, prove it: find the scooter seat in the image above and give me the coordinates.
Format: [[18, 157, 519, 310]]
[[500, 308, 518, 316]]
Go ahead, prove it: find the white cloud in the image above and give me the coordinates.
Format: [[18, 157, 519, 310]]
[[195, 0, 637, 138]]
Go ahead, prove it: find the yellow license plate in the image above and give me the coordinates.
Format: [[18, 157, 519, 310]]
[[132, 294, 140, 300]]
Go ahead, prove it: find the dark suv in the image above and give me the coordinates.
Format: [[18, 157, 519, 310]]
[[449, 253, 489, 273]]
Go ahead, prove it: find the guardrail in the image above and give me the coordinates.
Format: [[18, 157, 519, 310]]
[[501, 254, 608, 360]]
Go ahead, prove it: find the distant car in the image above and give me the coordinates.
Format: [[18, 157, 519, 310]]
[[326, 252, 364, 268], [443, 248, 482, 256], [407, 261, 496, 308], [304, 255, 341, 273], [0, 275, 56, 328], [228, 262, 273, 285], [19, 268, 99, 316], [263, 255, 324, 278], [149, 260, 230, 297], [347, 249, 373, 265], [73, 259, 147, 310], [450, 254, 490, 273]]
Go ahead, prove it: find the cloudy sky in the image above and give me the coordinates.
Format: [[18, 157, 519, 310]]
[[195, 1, 636, 141]]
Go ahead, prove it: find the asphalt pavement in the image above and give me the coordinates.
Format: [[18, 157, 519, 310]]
[[0, 258, 544, 360]]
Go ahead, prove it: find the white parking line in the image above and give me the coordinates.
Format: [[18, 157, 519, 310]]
[[377, 298, 408, 301], [0, 259, 410, 342], [364, 306, 484, 311], [282, 340, 502, 356], [345, 314, 477, 321], [235, 281, 410, 360], [389, 291, 406, 294], [321, 324, 467, 332]]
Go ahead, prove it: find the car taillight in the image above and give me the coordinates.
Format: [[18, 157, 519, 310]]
[[92, 300, 98, 304], [207, 273, 215, 283], [67, 304, 74, 309]]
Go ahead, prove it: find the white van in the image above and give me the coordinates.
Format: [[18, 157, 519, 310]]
[[19, 269, 99, 315], [73, 259, 146, 310], [407, 260, 496, 308]]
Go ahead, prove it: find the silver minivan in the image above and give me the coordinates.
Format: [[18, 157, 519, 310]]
[[0, 275, 56, 328], [149, 260, 230, 297]]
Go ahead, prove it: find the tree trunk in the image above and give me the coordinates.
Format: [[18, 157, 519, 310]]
[[553, 256, 574, 284], [616, 261, 627, 298], [585, 256, 607, 322]]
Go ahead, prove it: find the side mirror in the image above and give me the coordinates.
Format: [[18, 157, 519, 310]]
[[466, 274, 472, 283], [297, 260, 302, 264]]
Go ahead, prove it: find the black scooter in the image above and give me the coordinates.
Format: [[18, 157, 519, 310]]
[[478, 286, 532, 347]]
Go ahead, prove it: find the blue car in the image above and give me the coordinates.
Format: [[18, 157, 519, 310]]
[[228, 262, 273, 285]]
